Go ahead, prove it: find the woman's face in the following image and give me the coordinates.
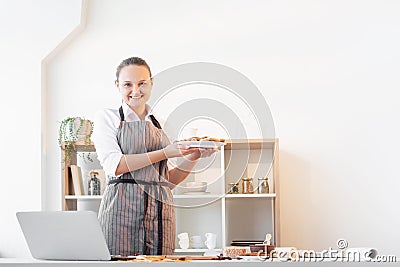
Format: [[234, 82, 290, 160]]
[[116, 65, 152, 108]]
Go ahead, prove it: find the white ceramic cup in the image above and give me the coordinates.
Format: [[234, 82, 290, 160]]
[[179, 239, 190, 249], [178, 232, 189, 240], [190, 235, 203, 248], [190, 235, 202, 243], [204, 233, 217, 249]]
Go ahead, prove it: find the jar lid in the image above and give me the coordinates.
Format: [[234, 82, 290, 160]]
[[89, 170, 99, 176], [242, 177, 253, 181], [228, 182, 239, 185], [258, 177, 268, 180]]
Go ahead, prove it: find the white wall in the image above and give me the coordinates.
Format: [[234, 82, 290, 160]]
[[0, 0, 81, 257], [45, 0, 400, 257], [1, 0, 400, 259]]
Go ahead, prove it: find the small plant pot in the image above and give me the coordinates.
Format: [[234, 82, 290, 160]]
[[73, 119, 93, 142], [59, 117, 94, 162]]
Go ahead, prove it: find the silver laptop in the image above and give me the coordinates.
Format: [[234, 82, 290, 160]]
[[16, 211, 111, 261]]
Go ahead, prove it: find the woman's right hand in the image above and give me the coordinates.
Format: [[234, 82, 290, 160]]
[[162, 143, 192, 158]]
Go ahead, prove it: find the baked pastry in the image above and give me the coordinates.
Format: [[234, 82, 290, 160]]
[[176, 136, 226, 143]]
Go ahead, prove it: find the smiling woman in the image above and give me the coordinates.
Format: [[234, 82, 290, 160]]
[[91, 56, 218, 256]]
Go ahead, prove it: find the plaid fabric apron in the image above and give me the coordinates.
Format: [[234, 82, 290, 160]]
[[98, 106, 175, 256]]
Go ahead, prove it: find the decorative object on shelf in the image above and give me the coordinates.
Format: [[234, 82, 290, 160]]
[[58, 117, 94, 163], [263, 233, 272, 245], [185, 181, 207, 193], [190, 235, 203, 249], [249, 233, 274, 254], [241, 177, 254, 194], [177, 232, 189, 249], [204, 233, 217, 249], [224, 246, 247, 258], [88, 171, 101, 195], [89, 169, 106, 195], [70, 165, 84, 195], [227, 182, 239, 194], [257, 177, 269, 194]]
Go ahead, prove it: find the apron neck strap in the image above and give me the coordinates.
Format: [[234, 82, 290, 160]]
[[149, 115, 162, 129], [119, 106, 162, 129], [119, 106, 125, 122]]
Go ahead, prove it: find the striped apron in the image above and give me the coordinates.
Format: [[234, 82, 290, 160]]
[[98, 106, 175, 256]]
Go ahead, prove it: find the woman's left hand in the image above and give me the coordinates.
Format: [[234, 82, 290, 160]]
[[185, 147, 219, 160]]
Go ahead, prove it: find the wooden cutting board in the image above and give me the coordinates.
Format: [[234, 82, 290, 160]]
[[165, 255, 231, 261], [239, 252, 269, 257]]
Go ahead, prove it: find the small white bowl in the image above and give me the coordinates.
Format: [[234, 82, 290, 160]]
[[185, 181, 207, 192]]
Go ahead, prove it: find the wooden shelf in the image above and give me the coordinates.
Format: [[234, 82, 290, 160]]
[[172, 193, 276, 199], [65, 195, 103, 200], [173, 194, 222, 199], [225, 193, 276, 198], [225, 139, 276, 150], [61, 141, 96, 152]]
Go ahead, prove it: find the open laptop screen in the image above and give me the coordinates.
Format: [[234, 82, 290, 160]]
[[16, 211, 111, 261]]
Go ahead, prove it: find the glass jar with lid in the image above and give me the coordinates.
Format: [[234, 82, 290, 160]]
[[257, 177, 269, 194], [88, 171, 101, 195], [228, 182, 239, 194], [241, 177, 254, 194]]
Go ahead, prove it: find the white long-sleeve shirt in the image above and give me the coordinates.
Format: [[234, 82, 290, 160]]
[[92, 102, 171, 177]]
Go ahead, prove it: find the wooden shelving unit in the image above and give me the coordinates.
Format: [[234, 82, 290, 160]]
[[61, 141, 96, 211], [61, 138, 280, 253]]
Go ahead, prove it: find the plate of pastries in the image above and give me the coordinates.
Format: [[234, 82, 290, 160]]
[[175, 136, 226, 148]]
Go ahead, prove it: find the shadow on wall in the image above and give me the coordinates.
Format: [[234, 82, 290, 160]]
[[279, 149, 312, 203], [278, 149, 320, 248]]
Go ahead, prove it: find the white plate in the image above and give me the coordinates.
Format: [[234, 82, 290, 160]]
[[177, 141, 225, 148], [238, 256, 265, 261], [203, 249, 223, 256], [183, 192, 211, 195]]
